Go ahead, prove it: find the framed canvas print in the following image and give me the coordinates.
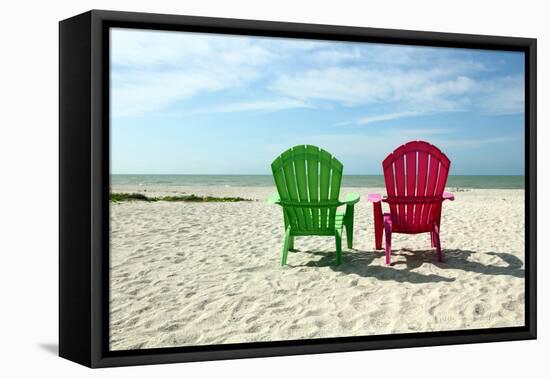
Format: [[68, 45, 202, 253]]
[[59, 10, 536, 368]]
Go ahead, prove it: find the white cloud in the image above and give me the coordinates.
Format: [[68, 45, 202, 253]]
[[111, 28, 524, 119], [141, 98, 312, 118], [312, 44, 449, 66], [398, 128, 458, 136], [433, 135, 523, 149], [270, 67, 478, 112], [111, 29, 273, 117], [476, 75, 525, 115], [336, 111, 423, 126], [271, 65, 523, 120], [111, 28, 273, 68], [112, 70, 245, 117], [313, 48, 363, 64], [207, 98, 311, 113]]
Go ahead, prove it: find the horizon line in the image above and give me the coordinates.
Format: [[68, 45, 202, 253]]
[[111, 173, 525, 177]]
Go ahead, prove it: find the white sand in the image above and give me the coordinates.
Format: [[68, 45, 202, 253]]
[[109, 185, 525, 350]]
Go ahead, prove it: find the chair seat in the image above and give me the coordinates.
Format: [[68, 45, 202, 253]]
[[288, 210, 346, 236], [383, 213, 433, 234]]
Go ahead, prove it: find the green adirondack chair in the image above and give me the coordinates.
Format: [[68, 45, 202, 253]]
[[269, 145, 360, 266]]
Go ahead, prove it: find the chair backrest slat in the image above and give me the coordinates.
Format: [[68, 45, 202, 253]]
[[394, 153, 406, 226], [272, 158, 295, 230], [383, 156, 398, 223], [306, 145, 320, 229], [319, 149, 332, 230], [422, 151, 440, 227], [382, 141, 451, 231], [406, 149, 417, 226], [281, 149, 306, 230], [415, 150, 429, 227], [293, 145, 313, 230]]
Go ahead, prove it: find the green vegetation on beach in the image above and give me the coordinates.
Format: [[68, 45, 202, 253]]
[[110, 192, 252, 203]]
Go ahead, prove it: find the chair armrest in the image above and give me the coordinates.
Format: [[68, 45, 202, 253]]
[[367, 193, 383, 203], [342, 192, 360, 205], [268, 193, 281, 204], [443, 191, 455, 201]]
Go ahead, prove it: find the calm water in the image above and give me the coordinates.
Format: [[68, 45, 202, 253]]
[[111, 175, 524, 189]]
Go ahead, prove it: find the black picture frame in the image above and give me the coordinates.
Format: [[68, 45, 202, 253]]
[[59, 9, 537, 368]]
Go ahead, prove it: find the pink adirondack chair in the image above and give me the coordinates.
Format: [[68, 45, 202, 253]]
[[368, 141, 455, 265]]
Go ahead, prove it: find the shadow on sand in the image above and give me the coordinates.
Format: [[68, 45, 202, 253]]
[[286, 247, 524, 283], [436, 249, 523, 278]]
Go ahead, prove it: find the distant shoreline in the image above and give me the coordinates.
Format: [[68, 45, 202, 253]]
[[111, 174, 525, 190]]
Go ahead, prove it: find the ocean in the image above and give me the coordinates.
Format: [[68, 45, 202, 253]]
[[111, 174, 525, 189]]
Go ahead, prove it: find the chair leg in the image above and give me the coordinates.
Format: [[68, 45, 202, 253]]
[[281, 227, 291, 266], [430, 231, 435, 248], [345, 212, 354, 249], [433, 225, 443, 262], [343, 204, 355, 249], [373, 203, 383, 250], [335, 229, 343, 266], [288, 235, 294, 251], [346, 224, 353, 249], [384, 221, 392, 265]]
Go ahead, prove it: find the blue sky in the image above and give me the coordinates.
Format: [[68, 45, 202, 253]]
[[110, 28, 525, 175]]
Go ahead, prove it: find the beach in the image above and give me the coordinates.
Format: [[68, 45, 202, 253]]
[[109, 184, 525, 351]]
